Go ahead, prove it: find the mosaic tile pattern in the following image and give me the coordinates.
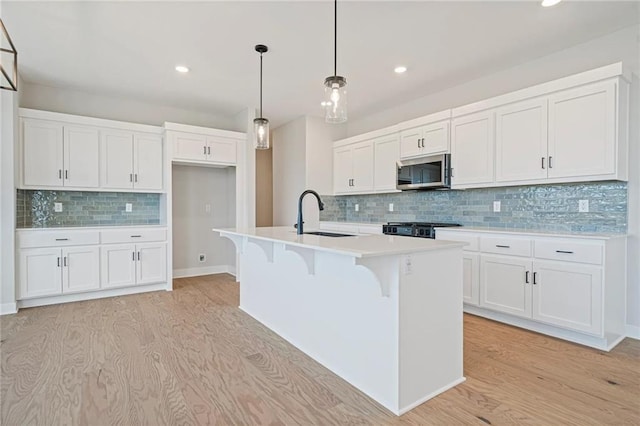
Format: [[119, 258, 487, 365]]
[[17, 190, 161, 228], [320, 181, 627, 234]]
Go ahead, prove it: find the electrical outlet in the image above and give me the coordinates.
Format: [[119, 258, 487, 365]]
[[579, 200, 589, 213], [403, 255, 413, 275], [199, 253, 206, 262], [493, 201, 501, 212], [205, 203, 211, 214], [54, 202, 63, 212], [125, 203, 133, 212], [355, 203, 359, 212], [388, 203, 394, 212]]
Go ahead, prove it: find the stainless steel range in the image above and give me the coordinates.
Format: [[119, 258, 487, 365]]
[[382, 222, 461, 239]]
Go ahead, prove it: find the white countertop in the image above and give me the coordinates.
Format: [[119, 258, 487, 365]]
[[214, 226, 465, 258], [16, 225, 167, 232], [434, 226, 626, 240]]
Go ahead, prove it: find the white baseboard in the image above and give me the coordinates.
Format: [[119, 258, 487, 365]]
[[0, 302, 18, 316], [173, 265, 235, 278], [626, 324, 640, 340]]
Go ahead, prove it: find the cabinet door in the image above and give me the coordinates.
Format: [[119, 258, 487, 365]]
[[548, 80, 616, 179], [101, 244, 136, 289], [421, 121, 449, 155], [207, 136, 237, 165], [399, 127, 423, 159], [172, 132, 207, 161], [62, 246, 100, 294], [22, 119, 64, 187], [495, 98, 548, 183], [19, 248, 62, 299], [134, 134, 163, 190], [373, 134, 399, 192], [101, 130, 134, 189], [451, 111, 495, 186], [480, 255, 532, 318], [352, 141, 374, 192], [333, 146, 353, 194], [532, 261, 602, 335], [462, 253, 480, 306], [136, 243, 167, 285], [64, 126, 100, 188]]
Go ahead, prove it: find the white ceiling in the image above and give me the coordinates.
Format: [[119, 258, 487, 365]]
[[3, 1, 639, 127]]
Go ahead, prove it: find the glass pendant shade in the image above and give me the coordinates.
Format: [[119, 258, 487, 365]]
[[324, 75, 347, 123], [253, 117, 270, 150]]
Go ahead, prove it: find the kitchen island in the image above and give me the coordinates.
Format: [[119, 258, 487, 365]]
[[214, 226, 466, 415]]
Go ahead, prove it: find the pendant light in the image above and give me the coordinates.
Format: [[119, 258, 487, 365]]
[[253, 44, 270, 150], [323, 0, 347, 123]]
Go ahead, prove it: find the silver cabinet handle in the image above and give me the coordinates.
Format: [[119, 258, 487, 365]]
[[207, 146, 211, 155], [134, 174, 138, 182], [65, 170, 68, 179], [556, 250, 574, 254], [203, 146, 207, 155], [541, 157, 545, 169], [55, 238, 69, 241], [548, 156, 553, 168], [63, 256, 67, 267], [58, 170, 62, 179], [130, 173, 133, 182], [533, 272, 538, 285], [132, 251, 136, 261], [421, 138, 425, 148], [525, 271, 530, 284], [496, 244, 510, 248], [131, 235, 142, 238], [137, 251, 141, 261], [417, 138, 420, 149], [57, 257, 61, 267]]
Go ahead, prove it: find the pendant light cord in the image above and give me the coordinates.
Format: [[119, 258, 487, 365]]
[[259, 53, 263, 119], [334, 0, 337, 77]]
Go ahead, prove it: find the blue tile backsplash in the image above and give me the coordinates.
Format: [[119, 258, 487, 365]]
[[17, 190, 161, 228], [319, 181, 627, 234]]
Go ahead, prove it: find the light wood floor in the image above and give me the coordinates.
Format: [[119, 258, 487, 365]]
[[1, 274, 639, 425]]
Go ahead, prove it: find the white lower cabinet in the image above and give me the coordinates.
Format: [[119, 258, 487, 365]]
[[101, 243, 167, 288], [19, 246, 100, 299], [480, 255, 532, 318], [17, 228, 168, 305], [462, 253, 479, 306], [532, 260, 602, 335], [437, 228, 625, 350]]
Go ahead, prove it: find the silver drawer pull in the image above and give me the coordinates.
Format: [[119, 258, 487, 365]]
[[556, 250, 574, 254], [55, 238, 69, 241], [496, 245, 510, 248], [131, 235, 142, 238]]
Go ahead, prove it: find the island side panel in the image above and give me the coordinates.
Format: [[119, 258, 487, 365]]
[[398, 247, 465, 413], [238, 240, 401, 412]]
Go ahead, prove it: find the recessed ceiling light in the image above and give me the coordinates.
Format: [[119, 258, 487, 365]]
[[541, 0, 562, 7], [394, 66, 407, 74], [175, 65, 190, 73]]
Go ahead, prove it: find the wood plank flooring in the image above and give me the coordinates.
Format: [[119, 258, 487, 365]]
[[1, 273, 639, 425]]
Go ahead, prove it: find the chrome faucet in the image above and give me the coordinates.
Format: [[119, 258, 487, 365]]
[[296, 190, 325, 235]]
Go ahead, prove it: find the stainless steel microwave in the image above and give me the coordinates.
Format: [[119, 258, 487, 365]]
[[396, 154, 451, 190]]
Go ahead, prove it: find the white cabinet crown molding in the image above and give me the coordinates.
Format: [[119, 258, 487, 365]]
[[19, 108, 163, 135], [333, 124, 399, 148], [452, 62, 627, 118], [164, 122, 246, 139], [397, 109, 451, 131]]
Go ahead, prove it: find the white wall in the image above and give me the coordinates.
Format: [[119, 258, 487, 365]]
[[345, 24, 640, 332], [0, 77, 19, 314], [172, 165, 236, 276], [272, 116, 307, 227], [19, 82, 241, 130]]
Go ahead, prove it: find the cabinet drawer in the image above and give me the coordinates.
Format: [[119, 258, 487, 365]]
[[101, 228, 167, 244], [435, 231, 479, 251], [534, 239, 603, 265], [481, 236, 532, 257], [17, 230, 100, 248]]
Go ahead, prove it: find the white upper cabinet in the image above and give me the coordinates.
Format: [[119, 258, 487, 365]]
[[373, 133, 400, 192], [22, 120, 100, 189], [548, 80, 617, 179], [21, 110, 165, 192], [451, 111, 495, 187], [400, 121, 449, 159], [22, 119, 64, 188], [333, 146, 353, 194], [168, 126, 242, 166], [495, 98, 548, 183]]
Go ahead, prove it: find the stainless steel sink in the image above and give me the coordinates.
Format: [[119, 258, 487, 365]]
[[304, 231, 355, 237]]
